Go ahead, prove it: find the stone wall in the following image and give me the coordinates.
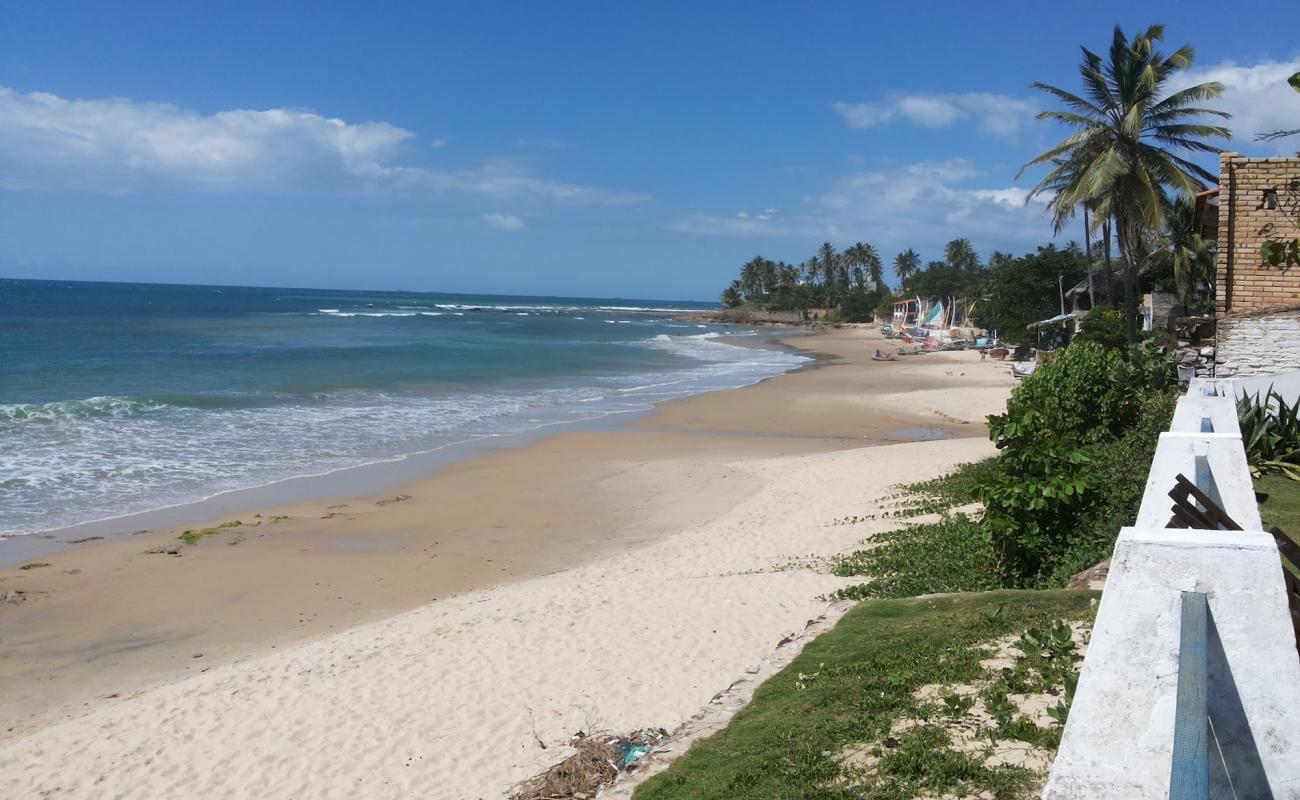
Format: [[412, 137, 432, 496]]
[[1216, 309, 1300, 377], [1216, 153, 1300, 315]]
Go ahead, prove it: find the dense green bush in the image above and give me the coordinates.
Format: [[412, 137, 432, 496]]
[[1033, 391, 1176, 586], [1073, 308, 1128, 350], [982, 341, 1176, 586], [834, 341, 1177, 595]]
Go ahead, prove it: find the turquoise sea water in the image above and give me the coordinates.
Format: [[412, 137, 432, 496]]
[[0, 279, 806, 536]]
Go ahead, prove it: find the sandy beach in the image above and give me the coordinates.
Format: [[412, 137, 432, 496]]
[[0, 327, 1015, 799]]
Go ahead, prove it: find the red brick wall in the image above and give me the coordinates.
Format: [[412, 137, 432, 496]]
[[1216, 153, 1300, 315]]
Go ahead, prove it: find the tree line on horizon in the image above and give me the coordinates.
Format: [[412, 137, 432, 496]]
[[721, 24, 1300, 343], [719, 238, 1094, 336]]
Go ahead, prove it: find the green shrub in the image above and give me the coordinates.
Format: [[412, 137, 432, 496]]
[[1039, 391, 1174, 585], [1074, 307, 1128, 349], [982, 342, 1176, 586]]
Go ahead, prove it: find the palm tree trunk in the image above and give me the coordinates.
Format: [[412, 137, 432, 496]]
[[1102, 217, 1115, 307], [1083, 205, 1095, 308], [1112, 205, 1140, 346]]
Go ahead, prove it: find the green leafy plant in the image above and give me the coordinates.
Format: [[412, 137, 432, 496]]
[[1262, 238, 1300, 269], [982, 342, 1177, 585], [1074, 308, 1128, 350], [1238, 388, 1300, 480], [941, 693, 975, 720], [981, 686, 1017, 727]]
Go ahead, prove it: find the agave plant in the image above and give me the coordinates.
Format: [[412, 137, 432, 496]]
[[1237, 388, 1300, 480]]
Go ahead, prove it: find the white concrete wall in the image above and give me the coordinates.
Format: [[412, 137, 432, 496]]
[[1169, 393, 1240, 435], [1134, 433, 1261, 531], [1044, 529, 1300, 799], [1044, 380, 1300, 799], [1237, 369, 1300, 408], [1217, 312, 1300, 377]]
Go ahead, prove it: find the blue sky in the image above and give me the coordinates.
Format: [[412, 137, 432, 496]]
[[2, 1, 1298, 300]]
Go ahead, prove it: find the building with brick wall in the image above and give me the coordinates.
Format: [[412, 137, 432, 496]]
[[1206, 152, 1300, 377]]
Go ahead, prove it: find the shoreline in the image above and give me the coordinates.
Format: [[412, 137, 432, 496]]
[[0, 328, 811, 568], [0, 327, 1017, 798]]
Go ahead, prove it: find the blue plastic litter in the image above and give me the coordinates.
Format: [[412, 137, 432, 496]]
[[620, 743, 650, 767]]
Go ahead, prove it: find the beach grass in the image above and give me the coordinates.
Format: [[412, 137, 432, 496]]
[[633, 589, 1096, 800], [830, 460, 1001, 601], [18, 562, 50, 570], [831, 514, 1000, 600]]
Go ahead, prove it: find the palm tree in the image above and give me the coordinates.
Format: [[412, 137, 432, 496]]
[[777, 261, 799, 292], [944, 238, 980, 272], [800, 259, 818, 286], [1151, 195, 1214, 312], [852, 242, 884, 289], [893, 248, 920, 287], [817, 242, 839, 303], [739, 257, 761, 302], [721, 280, 742, 308], [1020, 24, 1230, 344], [841, 243, 862, 288]]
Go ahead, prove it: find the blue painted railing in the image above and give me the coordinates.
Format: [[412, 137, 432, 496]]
[[1170, 591, 1209, 800]]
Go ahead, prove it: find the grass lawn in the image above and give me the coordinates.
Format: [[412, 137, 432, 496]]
[[1255, 474, 1300, 580], [1257, 474, 1300, 533], [633, 590, 1097, 800]]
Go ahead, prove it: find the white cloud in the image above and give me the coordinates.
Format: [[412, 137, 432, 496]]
[[834, 92, 1037, 139], [481, 212, 524, 231], [668, 211, 794, 237], [1168, 58, 1300, 155], [429, 137, 449, 148], [667, 159, 1060, 255], [0, 86, 645, 204], [895, 96, 965, 127]]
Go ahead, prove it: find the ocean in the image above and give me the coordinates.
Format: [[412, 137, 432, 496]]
[[0, 279, 806, 537]]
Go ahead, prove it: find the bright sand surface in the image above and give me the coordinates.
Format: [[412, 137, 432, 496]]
[[0, 327, 1016, 799]]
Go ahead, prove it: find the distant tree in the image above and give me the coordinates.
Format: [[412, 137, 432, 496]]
[[800, 259, 818, 286], [817, 242, 840, 303], [909, 259, 981, 301], [1146, 195, 1215, 312], [1020, 24, 1230, 345], [974, 244, 1089, 339], [944, 238, 981, 273], [777, 262, 799, 292], [721, 281, 742, 308], [893, 248, 921, 287], [853, 242, 884, 289]]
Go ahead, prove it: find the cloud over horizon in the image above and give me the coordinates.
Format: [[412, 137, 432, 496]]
[[668, 159, 1056, 258], [0, 87, 646, 205], [833, 92, 1038, 139]]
